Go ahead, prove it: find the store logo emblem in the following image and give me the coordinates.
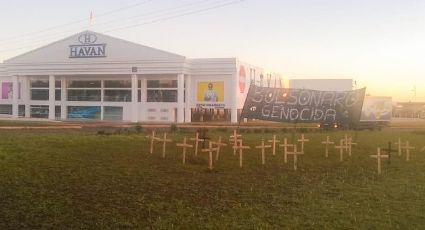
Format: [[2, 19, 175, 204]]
[[78, 33, 98, 44], [70, 33, 107, 58]]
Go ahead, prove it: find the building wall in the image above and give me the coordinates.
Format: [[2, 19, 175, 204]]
[[0, 31, 273, 123]]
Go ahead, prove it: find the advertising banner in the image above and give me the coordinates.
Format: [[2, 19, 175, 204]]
[[196, 81, 225, 108], [2, 82, 12, 99], [241, 85, 366, 124], [360, 97, 392, 121]]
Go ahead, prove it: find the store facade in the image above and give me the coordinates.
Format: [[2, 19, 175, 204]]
[[0, 31, 279, 123]]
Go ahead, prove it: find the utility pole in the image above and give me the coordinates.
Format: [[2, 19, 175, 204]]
[[412, 85, 417, 118]]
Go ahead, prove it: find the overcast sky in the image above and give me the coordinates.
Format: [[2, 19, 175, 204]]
[[0, 0, 424, 101]]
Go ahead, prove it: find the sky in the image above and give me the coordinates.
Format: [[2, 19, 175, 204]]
[[0, 0, 424, 102]]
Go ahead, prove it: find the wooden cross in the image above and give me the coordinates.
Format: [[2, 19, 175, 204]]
[[176, 137, 193, 164], [190, 132, 204, 156], [286, 144, 304, 171], [297, 134, 309, 152], [382, 141, 397, 165], [256, 139, 272, 165], [334, 139, 347, 162], [279, 138, 293, 163], [201, 141, 219, 170], [395, 138, 403, 156], [347, 137, 357, 157], [158, 133, 172, 158], [145, 130, 158, 154], [402, 141, 415, 161], [213, 136, 227, 161], [229, 130, 242, 155], [321, 136, 334, 158], [267, 135, 280, 156], [370, 147, 388, 175], [233, 139, 250, 168]]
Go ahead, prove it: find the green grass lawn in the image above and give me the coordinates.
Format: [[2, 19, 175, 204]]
[[0, 129, 425, 229]]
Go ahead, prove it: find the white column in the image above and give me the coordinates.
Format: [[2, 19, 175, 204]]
[[177, 73, 185, 123], [131, 74, 138, 122], [140, 77, 147, 122], [24, 77, 30, 118], [100, 80, 104, 121], [48, 75, 55, 120], [60, 77, 67, 120], [12, 75, 19, 118], [184, 75, 192, 123]]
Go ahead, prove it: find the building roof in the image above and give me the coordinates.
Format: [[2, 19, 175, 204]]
[[4, 30, 186, 64]]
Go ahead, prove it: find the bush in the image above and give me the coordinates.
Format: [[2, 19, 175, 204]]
[[170, 124, 178, 133], [135, 125, 143, 133]]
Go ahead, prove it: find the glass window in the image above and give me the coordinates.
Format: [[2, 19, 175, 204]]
[[147, 90, 177, 102], [104, 106, 123, 121], [67, 106, 101, 120], [104, 80, 131, 88], [104, 90, 131, 102], [147, 80, 177, 88], [55, 89, 61, 101], [31, 89, 49, 101], [67, 80, 101, 88], [55, 106, 61, 119], [138, 90, 141, 102], [55, 80, 61, 88], [30, 105, 49, 118], [67, 90, 101, 101], [31, 80, 49, 88], [0, 104, 12, 115], [19, 105, 25, 117]]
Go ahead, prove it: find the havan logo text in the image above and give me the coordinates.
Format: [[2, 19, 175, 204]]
[[69, 33, 107, 58]]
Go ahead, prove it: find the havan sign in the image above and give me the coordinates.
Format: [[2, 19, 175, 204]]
[[69, 33, 106, 58]]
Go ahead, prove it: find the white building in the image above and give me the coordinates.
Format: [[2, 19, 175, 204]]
[[0, 31, 281, 123]]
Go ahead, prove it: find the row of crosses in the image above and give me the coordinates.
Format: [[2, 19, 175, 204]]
[[147, 130, 419, 174]]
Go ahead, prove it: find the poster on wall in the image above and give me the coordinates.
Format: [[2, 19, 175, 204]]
[[196, 81, 225, 108], [241, 85, 366, 125], [2, 82, 12, 99], [68, 106, 101, 119]]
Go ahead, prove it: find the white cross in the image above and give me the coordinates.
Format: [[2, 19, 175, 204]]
[[402, 141, 415, 161], [202, 141, 219, 170], [190, 132, 204, 156], [145, 130, 158, 154], [298, 134, 309, 152], [213, 136, 227, 161], [233, 139, 250, 168], [347, 137, 357, 157], [395, 138, 403, 156], [229, 130, 242, 155], [334, 139, 347, 162], [321, 136, 334, 158], [370, 147, 389, 175], [256, 139, 272, 165], [279, 138, 293, 163], [267, 135, 280, 156], [158, 133, 172, 158], [286, 144, 304, 171], [176, 137, 193, 164]]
